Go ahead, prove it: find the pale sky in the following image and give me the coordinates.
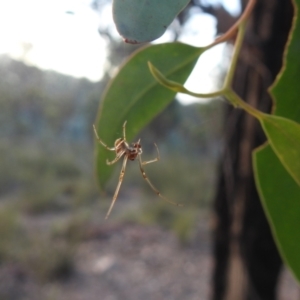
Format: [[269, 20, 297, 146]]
[[0, 0, 240, 103], [0, 0, 106, 81]]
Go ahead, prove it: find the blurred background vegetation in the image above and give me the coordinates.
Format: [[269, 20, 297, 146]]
[[0, 1, 231, 298], [0, 51, 224, 277]]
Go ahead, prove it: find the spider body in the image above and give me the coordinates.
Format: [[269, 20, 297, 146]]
[[93, 121, 181, 219], [123, 141, 142, 161], [112, 137, 142, 162]]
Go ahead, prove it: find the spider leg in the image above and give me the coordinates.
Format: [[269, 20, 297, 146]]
[[93, 125, 115, 151], [106, 150, 125, 165], [122, 121, 127, 141], [141, 143, 160, 165], [138, 154, 182, 207], [105, 155, 128, 219]]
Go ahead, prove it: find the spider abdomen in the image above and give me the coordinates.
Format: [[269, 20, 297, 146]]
[[129, 142, 143, 160], [114, 138, 125, 156]]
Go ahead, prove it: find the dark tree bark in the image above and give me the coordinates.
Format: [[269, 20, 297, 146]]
[[212, 0, 294, 299]]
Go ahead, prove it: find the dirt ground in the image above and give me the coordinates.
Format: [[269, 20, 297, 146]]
[[0, 217, 299, 300]]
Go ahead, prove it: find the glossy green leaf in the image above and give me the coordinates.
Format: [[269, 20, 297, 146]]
[[253, 0, 300, 283], [260, 114, 300, 186], [269, 1, 300, 122], [94, 43, 204, 188], [113, 0, 189, 43], [253, 144, 300, 282]]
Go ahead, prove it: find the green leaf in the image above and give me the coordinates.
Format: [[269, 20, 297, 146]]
[[94, 43, 203, 188], [113, 0, 190, 43], [253, 0, 300, 283], [260, 114, 300, 186], [269, 0, 300, 123], [253, 144, 300, 282]]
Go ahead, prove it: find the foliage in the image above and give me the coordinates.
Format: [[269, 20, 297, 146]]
[[113, 0, 189, 43], [94, 43, 205, 187], [124, 201, 198, 245], [0, 205, 75, 282], [95, 0, 300, 282], [253, 0, 300, 282], [0, 59, 101, 284]]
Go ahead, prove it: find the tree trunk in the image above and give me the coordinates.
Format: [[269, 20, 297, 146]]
[[212, 0, 293, 299]]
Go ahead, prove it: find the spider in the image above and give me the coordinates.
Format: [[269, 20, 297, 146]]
[[93, 121, 182, 219]]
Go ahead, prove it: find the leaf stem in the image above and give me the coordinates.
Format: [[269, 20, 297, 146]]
[[148, 61, 225, 99], [224, 88, 263, 120], [206, 0, 256, 49], [178, 86, 225, 99], [149, 1, 258, 103], [223, 21, 247, 89]]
